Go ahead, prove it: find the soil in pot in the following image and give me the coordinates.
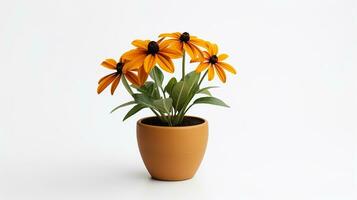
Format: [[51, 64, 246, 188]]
[[141, 116, 205, 127]]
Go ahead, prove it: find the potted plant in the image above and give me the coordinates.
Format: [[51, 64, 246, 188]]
[[97, 32, 237, 181]]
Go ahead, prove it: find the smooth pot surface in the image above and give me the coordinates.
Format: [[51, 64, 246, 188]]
[[137, 116, 208, 181]]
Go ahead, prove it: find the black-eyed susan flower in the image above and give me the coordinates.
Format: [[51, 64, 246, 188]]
[[159, 32, 207, 60], [193, 43, 237, 83], [122, 39, 182, 74], [97, 57, 140, 95]]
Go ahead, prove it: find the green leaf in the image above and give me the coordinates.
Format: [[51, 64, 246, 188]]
[[150, 66, 164, 87], [121, 76, 133, 96], [164, 77, 177, 95], [197, 86, 219, 96], [133, 93, 155, 109], [110, 101, 136, 113], [171, 71, 200, 111], [123, 104, 146, 121], [192, 97, 230, 108], [132, 82, 160, 99], [153, 98, 173, 114], [198, 89, 211, 96]]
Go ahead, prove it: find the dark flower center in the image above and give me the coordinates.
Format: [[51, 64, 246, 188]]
[[116, 62, 123, 74], [179, 32, 190, 42], [209, 55, 218, 64], [147, 41, 159, 55]]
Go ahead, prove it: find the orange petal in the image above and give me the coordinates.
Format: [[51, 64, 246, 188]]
[[218, 62, 237, 74], [101, 59, 117, 69], [203, 51, 211, 59], [123, 54, 146, 71], [208, 43, 219, 55], [190, 37, 209, 49], [110, 75, 121, 95], [183, 43, 195, 59], [207, 65, 215, 81], [125, 71, 140, 86], [190, 57, 204, 63], [98, 72, 116, 84], [215, 65, 227, 83], [97, 73, 117, 94], [158, 32, 181, 38], [122, 48, 146, 60], [138, 67, 149, 86], [218, 53, 229, 61], [159, 47, 182, 59], [143, 54, 157, 73], [158, 39, 172, 49], [169, 40, 184, 51], [157, 54, 175, 73], [195, 62, 210, 73], [189, 42, 204, 60], [131, 40, 150, 49]]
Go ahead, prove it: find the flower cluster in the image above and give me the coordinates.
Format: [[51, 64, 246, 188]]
[[97, 32, 236, 95]]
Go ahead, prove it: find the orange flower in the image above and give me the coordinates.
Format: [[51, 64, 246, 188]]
[[97, 57, 140, 95], [193, 43, 237, 83], [122, 39, 182, 75], [159, 32, 207, 60]]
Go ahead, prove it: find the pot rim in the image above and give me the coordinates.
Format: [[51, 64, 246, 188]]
[[137, 115, 208, 129]]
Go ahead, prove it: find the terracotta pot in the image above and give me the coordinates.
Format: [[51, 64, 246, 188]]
[[136, 116, 208, 181]]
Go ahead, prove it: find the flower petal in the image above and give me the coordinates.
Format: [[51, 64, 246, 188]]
[[97, 73, 117, 94], [215, 65, 227, 83], [157, 54, 175, 73], [195, 62, 210, 73], [203, 51, 211, 59], [189, 42, 204, 60], [218, 53, 229, 61], [169, 40, 183, 51], [190, 57, 203, 63], [125, 71, 140, 86], [158, 39, 172, 49], [208, 43, 219, 55], [143, 54, 157, 73], [137, 67, 149, 86], [122, 49, 146, 60], [190, 37, 209, 49], [157, 37, 165, 44], [158, 32, 181, 38], [183, 43, 195, 59], [101, 59, 117, 69], [98, 72, 116, 84], [159, 47, 182, 59], [131, 40, 150, 49], [110, 75, 121, 95], [218, 62, 237, 74], [123, 54, 146, 71], [207, 65, 215, 81]]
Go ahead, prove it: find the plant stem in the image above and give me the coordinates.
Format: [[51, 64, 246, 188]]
[[198, 70, 208, 87], [182, 50, 186, 80], [150, 108, 163, 120], [158, 86, 173, 126]]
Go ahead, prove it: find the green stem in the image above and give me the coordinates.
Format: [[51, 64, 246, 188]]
[[158, 85, 173, 126], [150, 108, 162, 120], [182, 50, 186, 80], [198, 70, 208, 87]]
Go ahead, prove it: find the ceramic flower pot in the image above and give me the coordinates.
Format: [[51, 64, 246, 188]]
[[136, 116, 208, 181]]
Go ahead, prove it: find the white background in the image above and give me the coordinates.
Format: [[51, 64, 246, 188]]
[[1, 0, 356, 199]]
